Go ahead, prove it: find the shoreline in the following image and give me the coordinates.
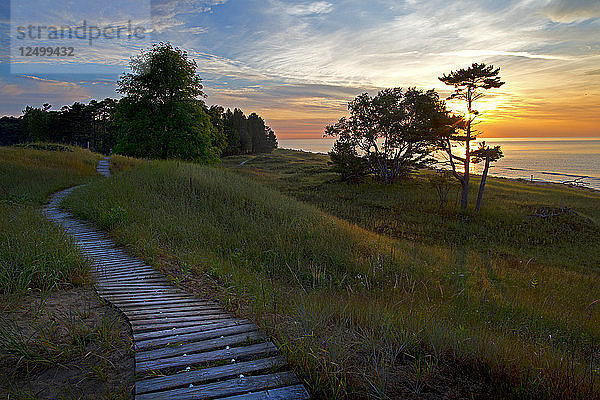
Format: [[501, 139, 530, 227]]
[[277, 146, 600, 193]]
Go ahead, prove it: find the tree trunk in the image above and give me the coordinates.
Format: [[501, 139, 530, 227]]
[[460, 134, 470, 210], [475, 152, 490, 212], [460, 89, 473, 211]]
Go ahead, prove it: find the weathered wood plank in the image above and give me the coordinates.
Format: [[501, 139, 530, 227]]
[[97, 272, 163, 281], [126, 308, 225, 321], [97, 280, 171, 289], [106, 296, 196, 307], [96, 273, 163, 281], [133, 318, 247, 341], [115, 298, 211, 310], [135, 371, 298, 400], [131, 313, 230, 328], [135, 331, 265, 363], [96, 284, 173, 292], [134, 323, 257, 350], [96, 288, 183, 297], [111, 297, 201, 309], [135, 355, 287, 394], [136, 342, 278, 374], [216, 385, 310, 400], [132, 317, 233, 334], [102, 292, 188, 302]]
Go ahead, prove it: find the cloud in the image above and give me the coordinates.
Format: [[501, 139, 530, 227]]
[[287, 2, 334, 16], [436, 50, 572, 61], [0, 75, 91, 115], [544, 0, 600, 22], [0, 80, 25, 96]]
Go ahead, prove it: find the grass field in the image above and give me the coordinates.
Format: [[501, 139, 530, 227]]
[[63, 152, 600, 399], [0, 144, 134, 399], [0, 144, 100, 296]]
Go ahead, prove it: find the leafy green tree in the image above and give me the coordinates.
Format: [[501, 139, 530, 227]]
[[471, 142, 503, 212], [23, 104, 51, 142], [0, 116, 27, 145], [114, 43, 224, 161], [221, 109, 242, 156], [325, 88, 442, 183], [219, 108, 277, 155], [327, 136, 369, 182], [438, 63, 505, 210]]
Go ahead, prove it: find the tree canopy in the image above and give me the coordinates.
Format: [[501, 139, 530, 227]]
[[438, 62, 505, 210], [326, 88, 443, 183], [114, 42, 224, 162]]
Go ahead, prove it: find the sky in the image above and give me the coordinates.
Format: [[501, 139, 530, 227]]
[[0, 0, 599, 139]]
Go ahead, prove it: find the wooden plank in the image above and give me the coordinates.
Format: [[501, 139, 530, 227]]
[[96, 280, 170, 289], [135, 331, 265, 362], [94, 260, 145, 266], [133, 318, 247, 341], [96, 272, 161, 280], [116, 298, 212, 310], [96, 262, 156, 272], [96, 269, 160, 278], [97, 276, 164, 283], [77, 242, 114, 248], [135, 355, 286, 394], [97, 284, 172, 292], [96, 288, 183, 297], [110, 296, 200, 309], [215, 385, 310, 400], [96, 268, 156, 276], [132, 317, 232, 333], [136, 342, 278, 374], [131, 313, 230, 328], [121, 306, 224, 320], [101, 292, 187, 301], [135, 323, 257, 350], [95, 273, 159, 281], [83, 248, 126, 255], [135, 371, 298, 400], [105, 295, 195, 306], [126, 308, 225, 321]]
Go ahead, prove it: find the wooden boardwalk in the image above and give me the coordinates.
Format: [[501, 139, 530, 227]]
[[43, 158, 309, 400]]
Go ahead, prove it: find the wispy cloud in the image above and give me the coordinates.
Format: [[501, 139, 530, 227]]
[[436, 50, 573, 61], [544, 0, 600, 22], [1, 0, 599, 137], [286, 1, 334, 16]]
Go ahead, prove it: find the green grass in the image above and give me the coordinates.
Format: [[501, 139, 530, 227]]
[[63, 157, 600, 399], [109, 154, 146, 174], [221, 149, 600, 271], [0, 144, 100, 297], [0, 144, 133, 398]]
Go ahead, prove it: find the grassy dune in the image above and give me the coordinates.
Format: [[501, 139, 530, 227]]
[[0, 144, 100, 296], [0, 145, 134, 398], [63, 157, 600, 399]]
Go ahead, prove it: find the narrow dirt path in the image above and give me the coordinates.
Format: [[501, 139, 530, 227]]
[[43, 158, 309, 400]]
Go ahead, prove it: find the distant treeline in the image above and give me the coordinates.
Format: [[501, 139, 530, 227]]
[[0, 100, 277, 156]]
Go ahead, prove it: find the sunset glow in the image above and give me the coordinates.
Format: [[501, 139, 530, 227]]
[[1, 0, 599, 139]]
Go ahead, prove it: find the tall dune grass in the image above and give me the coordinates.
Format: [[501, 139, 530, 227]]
[[0, 145, 98, 297], [63, 160, 600, 399]]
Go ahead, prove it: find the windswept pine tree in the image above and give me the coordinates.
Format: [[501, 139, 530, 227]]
[[438, 63, 505, 211]]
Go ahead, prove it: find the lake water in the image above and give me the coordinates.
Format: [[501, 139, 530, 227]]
[[278, 138, 600, 191]]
